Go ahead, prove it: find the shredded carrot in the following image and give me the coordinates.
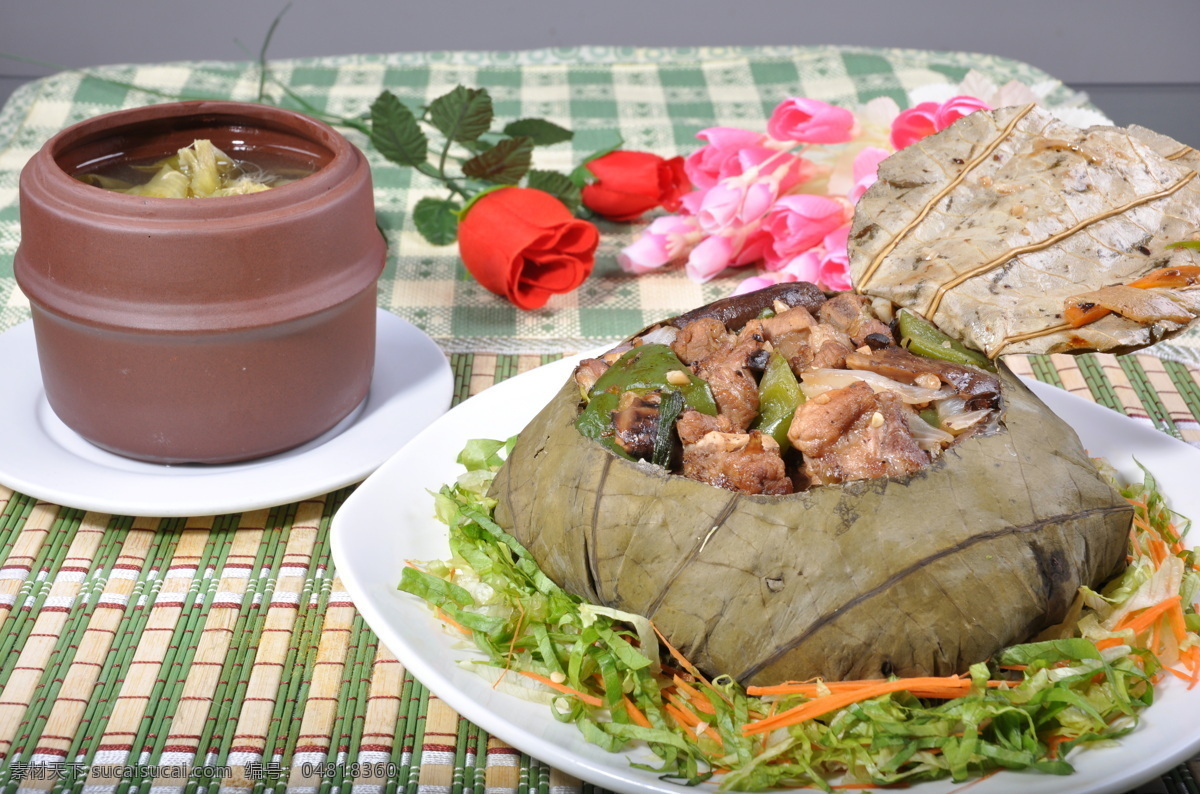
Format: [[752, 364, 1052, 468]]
[[1181, 646, 1200, 689], [1153, 541, 1167, 566], [1064, 301, 1110, 328], [701, 726, 725, 747], [501, 602, 527, 681], [1168, 601, 1190, 646], [1115, 594, 1183, 636], [434, 608, 472, 636], [1065, 266, 1200, 328], [1164, 666, 1197, 684], [664, 701, 694, 729], [621, 694, 653, 728], [672, 675, 718, 715], [652, 623, 712, 688], [747, 679, 855, 697], [742, 676, 978, 735], [664, 692, 698, 723], [1130, 265, 1200, 289], [663, 701, 724, 746], [517, 670, 605, 707], [747, 676, 1007, 701]]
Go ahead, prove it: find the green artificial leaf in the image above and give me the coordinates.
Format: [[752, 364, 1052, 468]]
[[370, 91, 428, 167], [526, 169, 582, 213], [502, 118, 574, 146], [412, 197, 462, 245], [429, 85, 494, 144], [462, 136, 534, 185]]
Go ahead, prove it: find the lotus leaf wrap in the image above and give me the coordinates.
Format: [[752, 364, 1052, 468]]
[[491, 341, 1131, 685]]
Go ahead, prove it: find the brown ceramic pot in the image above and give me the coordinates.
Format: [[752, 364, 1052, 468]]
[[15, 101, 386, 464]]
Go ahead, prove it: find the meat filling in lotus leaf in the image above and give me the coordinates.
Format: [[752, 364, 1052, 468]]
[[572, 285, 1002, 495]]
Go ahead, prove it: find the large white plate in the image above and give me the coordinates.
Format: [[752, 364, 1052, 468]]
[[0, 310, 453, 517], [331, 355, 1200, 794]]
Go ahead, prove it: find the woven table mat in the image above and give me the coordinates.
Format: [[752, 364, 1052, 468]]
[[0, 349, 1197, 793]]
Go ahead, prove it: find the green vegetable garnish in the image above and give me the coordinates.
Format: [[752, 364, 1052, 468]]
[[898, 308, 996, 372], [400, 443, 1196, 790]]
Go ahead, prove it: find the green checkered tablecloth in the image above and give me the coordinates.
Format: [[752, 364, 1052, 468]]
[[0, 46, 1198, 794], [7, 44, 1197, 360]]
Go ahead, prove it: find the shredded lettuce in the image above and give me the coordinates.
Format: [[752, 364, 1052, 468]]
[[399, 443, 1198, 791]]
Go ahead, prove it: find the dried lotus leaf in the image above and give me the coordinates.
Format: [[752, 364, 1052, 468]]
[[849, 105, 1200, 357], [490, 293, 1132, 684]]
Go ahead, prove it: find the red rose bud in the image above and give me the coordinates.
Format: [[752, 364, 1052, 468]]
[[457, 187, 599, 310], [581, 151, 691, 222]]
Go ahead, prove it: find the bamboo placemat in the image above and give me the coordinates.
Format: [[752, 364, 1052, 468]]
[[0, 348, 1198, 793]]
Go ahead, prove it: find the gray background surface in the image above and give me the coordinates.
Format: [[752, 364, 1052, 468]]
[[1, 0, 1198, 141]]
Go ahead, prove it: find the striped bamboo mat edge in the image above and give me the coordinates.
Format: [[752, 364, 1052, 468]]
[[0, 351, 1196, 794]]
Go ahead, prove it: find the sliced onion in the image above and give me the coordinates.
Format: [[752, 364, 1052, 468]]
[[906, 413, 955, 451], [601, 342, 634, 363], [638, 325, 679, 347], [943, 408, 994, 432], [870, 297, 896, 324], [936, 396, 996, 434], [800, 368, 954, 404]]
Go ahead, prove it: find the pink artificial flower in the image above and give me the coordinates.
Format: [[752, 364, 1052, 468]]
[[686, 235, 736, 282], [776, 249, 823, 285], [732, 225, 773, 267], [684, 127, 769, 189], [617, 215, 701, 275], [696, 182, 768, 232], [848, 146, 891, 203], [889, 101, 940, 149], [935, 95, 991, 129], [693, 189, 738, 233], [695, 150, 817, 234], [816, 225, 853, 291], [732, 271, 794, 296], [767, 98, 858, 144], [762, 194, 849, 268], [890, 96, 991, 149], [679, 189, 706, 215], [769, 224, 854, 292]]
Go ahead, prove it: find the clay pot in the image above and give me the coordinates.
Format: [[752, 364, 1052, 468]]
[[14, 101, 386, 464]]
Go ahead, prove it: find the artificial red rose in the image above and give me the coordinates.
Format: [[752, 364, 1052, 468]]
[[457, 187, 599, 310], [581, 151, 691, 221]]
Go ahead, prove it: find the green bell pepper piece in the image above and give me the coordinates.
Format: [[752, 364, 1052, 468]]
[[752, 352, 804, 450], [574, 344, 717, 456], [897, 309, 996, 372]]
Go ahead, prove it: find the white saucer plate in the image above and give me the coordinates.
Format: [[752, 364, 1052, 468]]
[[332, 354, 1200, 794], [0, 309, 453, 517]]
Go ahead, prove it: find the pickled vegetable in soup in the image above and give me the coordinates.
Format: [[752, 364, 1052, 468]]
[[76, 139, 308, 198]]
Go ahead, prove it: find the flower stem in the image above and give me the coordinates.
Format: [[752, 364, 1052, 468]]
[[256, 3, 292, 103], [437, 136, 455, 184]]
